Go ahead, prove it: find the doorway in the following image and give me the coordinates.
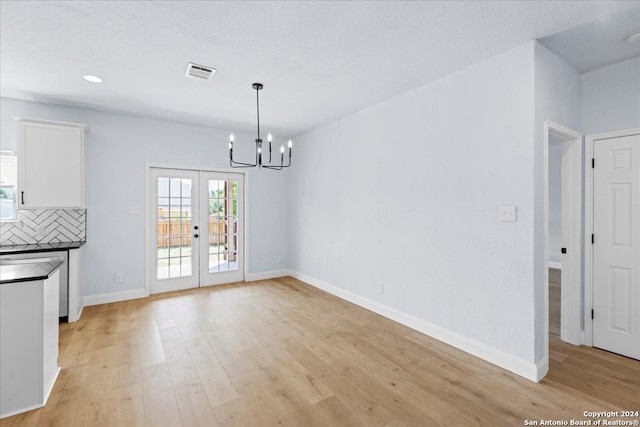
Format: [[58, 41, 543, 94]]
[[148, 167, 244, 294], [544, 120, 583, 362], [585, 129, 640, 359]]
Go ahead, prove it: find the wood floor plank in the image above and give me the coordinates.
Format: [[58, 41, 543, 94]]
[[173, 377, 220, 427], [4, 277, 639, 426]]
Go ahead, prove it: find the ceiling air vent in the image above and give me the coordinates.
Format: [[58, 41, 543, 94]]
[[185, 62, 216, 81]]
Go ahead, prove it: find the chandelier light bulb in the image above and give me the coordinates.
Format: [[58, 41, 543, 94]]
[[229, 133, 235, 142], [288, 139, 293, 148], [268, 133, 273, 142], [280, 145, 285, 153], [258, 147, 262, 153], [229, 142, 232, 149]]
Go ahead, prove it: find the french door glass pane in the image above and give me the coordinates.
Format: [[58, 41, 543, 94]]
[[208, 179, 238, 273], [157, 176, 194, 280]]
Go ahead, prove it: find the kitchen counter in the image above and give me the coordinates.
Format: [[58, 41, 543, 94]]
[[0, 258, 64, 284], [1, 261, 61, 418], [0, 241, 84, 255]]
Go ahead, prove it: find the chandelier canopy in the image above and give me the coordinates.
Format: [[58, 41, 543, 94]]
[[229, 83, 292, 170]]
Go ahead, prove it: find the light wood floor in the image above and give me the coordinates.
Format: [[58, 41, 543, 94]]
[[2, 277, 639, 426], [549, 268, 561, 338]]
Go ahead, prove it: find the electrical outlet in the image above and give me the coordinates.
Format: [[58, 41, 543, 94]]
[[115, 273, 125, 284], [499, 206, 517, 222], [378, 282, 384, 294], [276, 256, 283, 264]]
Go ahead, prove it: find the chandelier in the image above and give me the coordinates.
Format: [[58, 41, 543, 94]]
[[229, 83, 292, 170]]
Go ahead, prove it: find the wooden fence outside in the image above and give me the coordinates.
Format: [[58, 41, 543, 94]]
[[157, 218, 234, 247]]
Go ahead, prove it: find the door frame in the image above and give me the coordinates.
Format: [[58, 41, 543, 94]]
[[198, 170, 245, 287], [148, 167, 201, 294], [543, 120, 583, 359], [584, 127, 640, 347], [144, 163, 249, 297]]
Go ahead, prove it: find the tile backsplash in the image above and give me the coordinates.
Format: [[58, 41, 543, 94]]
[[0, 209, 86, 245]]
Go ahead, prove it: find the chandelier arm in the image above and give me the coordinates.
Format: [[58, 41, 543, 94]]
[[262, 156, 291, 170], [230, 146, 258, 167], [230, 160, 257, 167], [227, 82, 291, 171]]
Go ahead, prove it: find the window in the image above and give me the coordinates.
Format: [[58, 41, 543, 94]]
[[0, 151, 18, 221]]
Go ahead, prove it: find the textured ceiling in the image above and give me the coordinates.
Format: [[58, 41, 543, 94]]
[[1, 1, 639, 137], [539, 7, 640, 72]]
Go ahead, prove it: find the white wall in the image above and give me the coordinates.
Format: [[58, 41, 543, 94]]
[[548, 135, 562, 265], [0, 98, 289, 297], [582, 56, 640, 135], [289, 43, 538, 366]]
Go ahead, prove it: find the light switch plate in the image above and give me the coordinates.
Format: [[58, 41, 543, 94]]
[[499, 206, 517, 222]]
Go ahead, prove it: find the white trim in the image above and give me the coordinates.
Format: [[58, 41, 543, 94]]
[[74, 304, 84, 321], [0, 367, 60, 420], [83, 288, 147, 307], [1, 403, 44, 420], [583, 127, 640, 347], [535, 357, 549, 382], [584, 134, 594, 347], [547, 261, 562, 270], [81, 270, 287, 308], [43, 366, 61, 408], [543, 120, 583, 352], [144, 163, 249, 297], [243, 173, 250, 282], [289, 270, 542, 382], [12, 116, 88, 129], [246, 269, 289, 282]]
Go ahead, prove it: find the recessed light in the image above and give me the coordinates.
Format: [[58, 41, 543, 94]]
[[625, 31, 640, 43], [83, 75, 103, 83]]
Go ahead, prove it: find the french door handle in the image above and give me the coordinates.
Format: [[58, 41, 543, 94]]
[[194, 225, 199, 230], [21, 191, 24, 205], [193, 233, 199, 238]]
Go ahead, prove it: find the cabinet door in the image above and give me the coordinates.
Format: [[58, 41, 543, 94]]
[[18, 121, 85, 208]]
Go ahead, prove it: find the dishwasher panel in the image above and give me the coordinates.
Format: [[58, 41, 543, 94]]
[[0, 251, 69, 318]]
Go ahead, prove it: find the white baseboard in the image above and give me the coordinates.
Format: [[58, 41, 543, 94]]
[[245, 269, 289, 282], [0, 367, 60, 419], [535, 357, 549, 382], [83, 288, 147, 306], [74, 305, 84, 322], [68, 303, 83, 323], [44, 366, 61, 408], [548, 261, 562, 270], [81, 270, 288, 308], [0, 402, 44, 420], [288, 269, 541, 383]]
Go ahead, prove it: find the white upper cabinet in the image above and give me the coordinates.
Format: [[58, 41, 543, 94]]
[[16, 118, 87, 209]]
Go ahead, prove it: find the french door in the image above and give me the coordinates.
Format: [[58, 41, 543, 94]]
[[149, 168, 244, 294]]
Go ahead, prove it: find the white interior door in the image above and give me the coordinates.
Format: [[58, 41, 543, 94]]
[[199, 171, 244, 286], [150, 168, 200, 294], [593, 133, 640, 359]]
